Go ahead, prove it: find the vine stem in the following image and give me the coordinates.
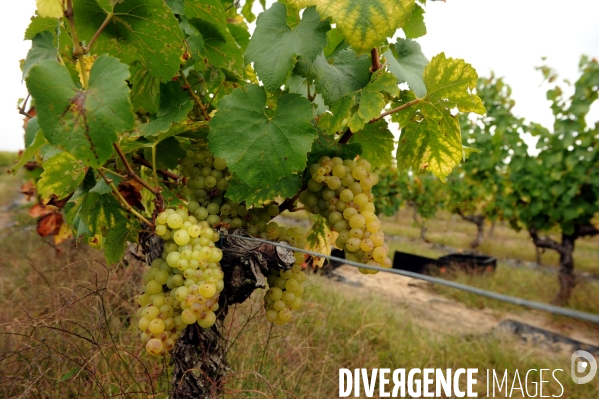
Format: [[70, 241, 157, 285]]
[[370, 48, 382, 72], [338, 129, 353, 144], [132, 155, 182, 181], [179, 70, 211, 120], [98, 169, 153, 227], [84, 12, 113, 55], [18, 94, 33, 118], [370, 98, 422, 123], [113, 143, 160, 196]]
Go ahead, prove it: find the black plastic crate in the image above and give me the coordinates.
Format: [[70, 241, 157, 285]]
[[392, 252, 444, 274], [438, 253, 497, 273]]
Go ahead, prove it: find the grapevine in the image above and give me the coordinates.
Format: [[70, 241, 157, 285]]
[[15, 0, 488, 395]]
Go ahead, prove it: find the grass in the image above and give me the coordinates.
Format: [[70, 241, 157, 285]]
[[1, 226, 597, 398], [380, 208, 599, 274], [0, 177, 597, 398]]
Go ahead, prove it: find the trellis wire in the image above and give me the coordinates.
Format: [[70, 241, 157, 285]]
[[220, 233, 599, 324]]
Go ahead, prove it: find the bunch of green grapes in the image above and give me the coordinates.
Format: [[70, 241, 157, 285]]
[[264, 223, 307, 324], [299, 156, 391, 274], [136, 207, 224, 356]]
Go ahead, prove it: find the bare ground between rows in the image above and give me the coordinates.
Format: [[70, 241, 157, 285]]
[[329, 265, 599, 350]]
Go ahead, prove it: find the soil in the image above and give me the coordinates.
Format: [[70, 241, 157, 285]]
[[329, 265, 599, 351]]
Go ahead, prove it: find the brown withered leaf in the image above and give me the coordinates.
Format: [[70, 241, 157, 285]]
[[29, 203, 54, 218], [37, 212, 64, 237], [46, 193, 74, 209], [118, 180, 145, 211], [21, 181, 36, 200]]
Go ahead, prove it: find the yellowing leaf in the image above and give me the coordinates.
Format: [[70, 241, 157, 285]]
[[316, 0, 415, 54], [395, 53, 485, 180], [54, 222, 72, 245], [37, 0, 64, 19]]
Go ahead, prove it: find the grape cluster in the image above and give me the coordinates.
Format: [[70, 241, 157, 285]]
[[136, 207, 224, 356], [263, 222, 307, 324], [177, 150, 283, 236], [299, 156, 391, 274]]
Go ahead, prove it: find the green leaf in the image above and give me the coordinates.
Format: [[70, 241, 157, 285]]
[[302, 48, 371, 105], [130, 68, 161, 114], [315, 0, 415, 54], [385, 39, 429, 98], [26, 55, 134, 168], [209, 84, 317, 188], [403, 3, 426, 39], [395, 53, 485, 180], [226, 174, 303, 206], [184, 0, 227, 26], [165, 0, 185, 14], [10, 130, 47, 174], [138, 81, 193, 136], [149, 137, 187, 169], [25, 117, 40, 148], [24, 17, 58, 40], [245, 4, 330, 92], [308, 130, 362, 166], [318, 95, 355, 135], [349, 120, 394, 168], [37, 152, 87, 200], [74, 0, 184, 81], [23, 31, 57, 79], [187, 18, 245, 78], [357, 70, 400, 122], [227, 23, 251, 51], [104, 220, 140, 264]]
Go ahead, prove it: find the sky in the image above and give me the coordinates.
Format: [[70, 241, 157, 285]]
[[1, 0, 598, 152]]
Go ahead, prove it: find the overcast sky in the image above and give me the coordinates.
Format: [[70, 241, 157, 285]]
[[1, 0, 598, 152]]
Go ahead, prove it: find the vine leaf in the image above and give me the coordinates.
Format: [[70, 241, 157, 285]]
[[395, 53, 486, 180], [26, 55, 134, 168], [11, 130, 47, 174], [37, 152, 87, 201], [73, 0, 184, 81], [349, 120, 394, 168], [138, 81, 193, 136], [185, 0, 245, 78], [209, 84, 317, 190], [315, 0, 415, 54], [36, 0, 64, 19], [130, 68, 161, 114], [385, 39, 429, 98], [24, 16, 58, 40], [104, 220, 141, 264], [226, 174, 303, 206], [23, 31, 57, 79], [298, 48, 371, 105], [245, 4, 330, 93], [403, 3, 426, 39]]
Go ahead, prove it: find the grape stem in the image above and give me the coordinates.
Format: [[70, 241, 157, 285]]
[[132, 155, 182, 182], [179, 70, 211, 121], [98, 169, 153, 227], [65, 0, 88, 88]]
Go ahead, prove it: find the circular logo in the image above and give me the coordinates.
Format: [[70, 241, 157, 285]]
[[571, 350, 598, 384]]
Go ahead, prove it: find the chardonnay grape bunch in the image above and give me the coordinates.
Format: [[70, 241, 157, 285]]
[[136, 207, 224, 356], [263, 222, 307, 325], [299, 156, 392, 274]]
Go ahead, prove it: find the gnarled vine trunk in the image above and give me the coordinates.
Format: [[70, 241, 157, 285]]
[[160, 229, 295, 399], [456, 210, 485, 249], [554, 234, 576, 307]]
